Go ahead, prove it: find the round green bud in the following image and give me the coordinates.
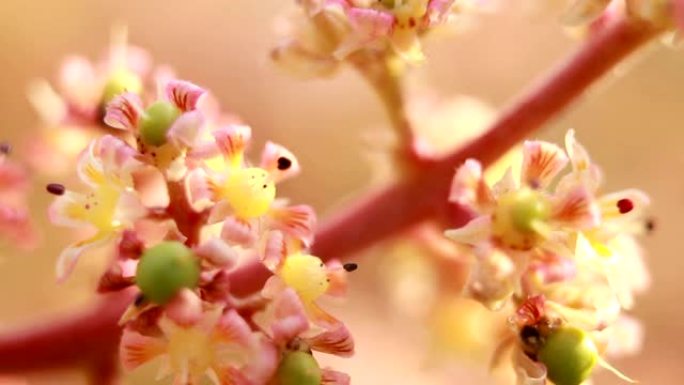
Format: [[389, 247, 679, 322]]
[[538, 326, 598, 385], [138, 101, 181, 146], [135, 241, 200, 304], [277, 351, 322, 385], [509, 189, 550, 233], [101, 70, 143, 104]]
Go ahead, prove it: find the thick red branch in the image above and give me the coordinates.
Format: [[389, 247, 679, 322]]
[[0, 13, 659, 376]]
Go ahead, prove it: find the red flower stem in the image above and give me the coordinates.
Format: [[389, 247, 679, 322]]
[[230, 14, 661, 294], [0, 13, 659, 375]]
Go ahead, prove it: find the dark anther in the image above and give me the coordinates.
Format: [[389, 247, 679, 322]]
[[0, 142, 11, 155], [262, 184, 268, 189], [277, 156, 292, 170], [134, 293, 146, 307], [343, 263, 358, 272], [645, 218, 656, 233], [617, 198, 634, 214], [46, 183, 66, 196]]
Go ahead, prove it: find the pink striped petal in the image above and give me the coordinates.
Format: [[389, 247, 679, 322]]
[[97, 257, 137, 292], [165, 80, 207, 112], [269, 288, 310, 344], [214, 309, 253, 347], [521, 140, 568, 189], [307, 322, 354, 357], [120, 329, 167, 371], [185, 168, 214, 212], [268, 205, 316, 246], [449, 159, 493, 210], [213, 125, 252, 161], [167, 110, 206, 148], [104, 92, 143, 130], [221, 216, 257, 246], [321, 369, 351, 385], [259, 142, 301, 183], [334, 8, 394, 58], [550, 186, 600, 229]]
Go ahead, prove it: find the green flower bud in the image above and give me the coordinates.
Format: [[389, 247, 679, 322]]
[[135, 241, 200, 304], [277, 351, 322, 385], [538, 326, 598, 385], [138, 101, 181, 146], [492, 188, 550, 249], [102, 70, 143, 104]]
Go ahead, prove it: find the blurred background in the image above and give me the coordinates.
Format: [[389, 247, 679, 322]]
[[0, 0, 683, 383]]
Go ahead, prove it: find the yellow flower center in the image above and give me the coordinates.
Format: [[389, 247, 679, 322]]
[[492, 188, 550, 250], [217, 167, 276, 219], [168, 326, 214, 377], [67, 184, 122, 231], [280, 253, 329, 302]]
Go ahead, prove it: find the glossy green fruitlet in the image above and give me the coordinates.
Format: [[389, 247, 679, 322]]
[[138, 101, 181, 146], [135, 241, 200, 304], [277, 351, 322, 385], [538, 326, 598, 385]]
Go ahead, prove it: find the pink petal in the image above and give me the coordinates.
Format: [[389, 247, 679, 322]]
[[166, 289, 203, 327], [221, 216, 258, 247], [335, 8, 394, 58], [58, 56, 97, 105], [104, 92, 143, 130], [56, 233, 112, 283], [0, 205, 36, 248], [214, 309, 253, 347], [213, 125, 252, 162], [550, 186, 600, 229], [115, 190, 147, 225], [259, 142, 301, 183], [513, 295, 547, 327], [165, 80, 207, 112], [307, 322, 354, 357], [426, 0, 456, 25], [195, 238, 238, 268], [270, 289, 310, 344], [521, 140, 568, 189], [167, 110, 206, 148], [119, 329, 167, 371], [267, 205, 316, 247], [97, 257, 137, 292], [449, 159, 493, 210], [97, 135, 141, 174], [321, 369, 351, 385], [444, 215, 491, 246], [512, 346, 547, 385], [262, 230, 287, 271], [48, 191, 89, 228], [184, 168, 214, 212]]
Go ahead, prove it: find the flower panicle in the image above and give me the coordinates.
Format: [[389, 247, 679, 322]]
[[45, 74, 355, 384], [445, 129, 650, 385]]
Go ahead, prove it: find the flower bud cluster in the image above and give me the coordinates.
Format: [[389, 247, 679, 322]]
[[446, 130, 650, 384], [45, 68, 354, 384]]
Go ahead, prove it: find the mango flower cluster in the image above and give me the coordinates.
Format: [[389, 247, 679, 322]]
[[27, 28, 160, 175], [0, 144, 35, 248], [446, 130, 649, 385], [272, 0, 489, 77], [46, 77, 355, 385]]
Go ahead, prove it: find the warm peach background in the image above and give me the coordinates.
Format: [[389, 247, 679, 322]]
[[0, 0, 683, 384]]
